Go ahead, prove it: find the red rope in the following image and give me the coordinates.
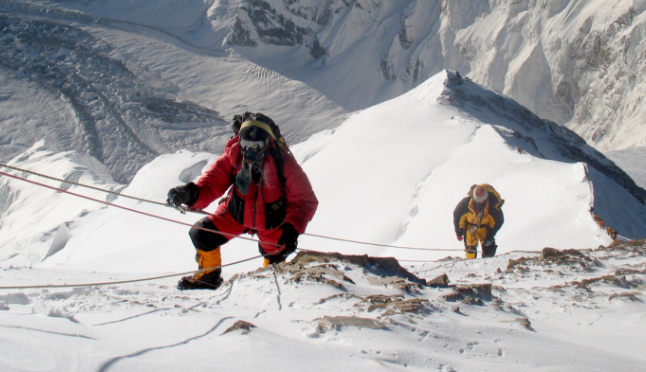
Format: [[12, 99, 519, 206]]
[[0, 170, 260, 244], [1, 169, 468, 253]]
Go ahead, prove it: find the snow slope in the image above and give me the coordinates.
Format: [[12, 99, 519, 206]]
[[605, 146, 646, 189], [2, 69, 644, 272], [1, 69, 646, 371], [296, 70, 646, 262], [1, 242, 645, 371]]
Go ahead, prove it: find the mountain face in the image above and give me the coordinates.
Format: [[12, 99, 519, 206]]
[[2, 0, 645, 184], [0, 10, 228, 183], [0, 1, 346, 184], [226, 0, 646, 151]]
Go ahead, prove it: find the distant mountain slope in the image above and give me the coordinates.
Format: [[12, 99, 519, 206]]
[[0, 2, 346, 183], [224, 0, 646, 151], [2, 0, 646, 181], [0, 12, 228, 183], [11, 0, 646, 154], [605, 146, 646, 189]]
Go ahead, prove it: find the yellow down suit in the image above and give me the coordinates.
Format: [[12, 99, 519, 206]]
[[453, 184, 504, 259]]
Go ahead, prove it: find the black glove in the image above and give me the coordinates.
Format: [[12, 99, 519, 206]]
[[166, 182, 198, 207], [277, 223, 299, 256]]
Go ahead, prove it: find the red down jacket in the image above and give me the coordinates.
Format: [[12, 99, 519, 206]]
[[191, 136, 318, 235]]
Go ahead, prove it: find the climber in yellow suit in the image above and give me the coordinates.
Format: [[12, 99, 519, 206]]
[[453, 184, 504, 259]]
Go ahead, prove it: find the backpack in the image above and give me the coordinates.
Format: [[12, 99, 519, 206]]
[[232, 112, 287, 148]]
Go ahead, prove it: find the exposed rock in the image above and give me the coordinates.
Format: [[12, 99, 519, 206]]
[[426, 273, 450, 287], [508, 248, 601, 274], [540, 247, 562, 260], [288, 251, 426, 285], [514, 317, 534, 332], [572, 275, 630, 289], [356, 294, 431, 316], [312, 293, 361, 306], [608, 291, 641, 302], [222, 320, 256, 335], [316, 315, 387, 333], [442, 283, 495, 305], [227, 18, 258, 47]]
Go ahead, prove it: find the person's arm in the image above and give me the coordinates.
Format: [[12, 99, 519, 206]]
[[192, 138, 238, 210], [281, 152, 318, 234]]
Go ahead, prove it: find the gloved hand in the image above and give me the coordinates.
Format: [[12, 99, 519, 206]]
[[166, 182, 198, 207], [457, 235, 463, 241], [277, 223, 299, 256]]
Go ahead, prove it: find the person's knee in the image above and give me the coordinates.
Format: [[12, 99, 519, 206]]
[[189, 218, 229, 251]]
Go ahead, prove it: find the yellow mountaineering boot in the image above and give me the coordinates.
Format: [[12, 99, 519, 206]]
[[262, 250, 290, 267], [177, 247, 223, 290], [465, 246, 477, 259]]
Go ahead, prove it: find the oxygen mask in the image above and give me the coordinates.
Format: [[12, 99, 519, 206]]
[[235, 138, 268, 195]]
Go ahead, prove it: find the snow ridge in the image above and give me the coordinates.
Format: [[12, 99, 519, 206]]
[[436, 70, 646, 205]]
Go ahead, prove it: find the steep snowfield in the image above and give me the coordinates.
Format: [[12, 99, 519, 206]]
[[294, 71, 646, 262], [4, 70, 645, 273], [1, 69, 646, 371], [0, 140, 121, 264], [605, 146, 646, 189]]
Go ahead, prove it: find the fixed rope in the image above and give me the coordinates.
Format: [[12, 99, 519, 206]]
[[0, 163, 469, 253], [0, 169, 265, 245], [301, 232, 464, 252], [0, 162, 164, 206], [0, 255, 262, 290], [0, 165, 483, 290]]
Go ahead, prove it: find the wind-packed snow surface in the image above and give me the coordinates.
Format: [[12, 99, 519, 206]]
[[1, 70, 646, 371]]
